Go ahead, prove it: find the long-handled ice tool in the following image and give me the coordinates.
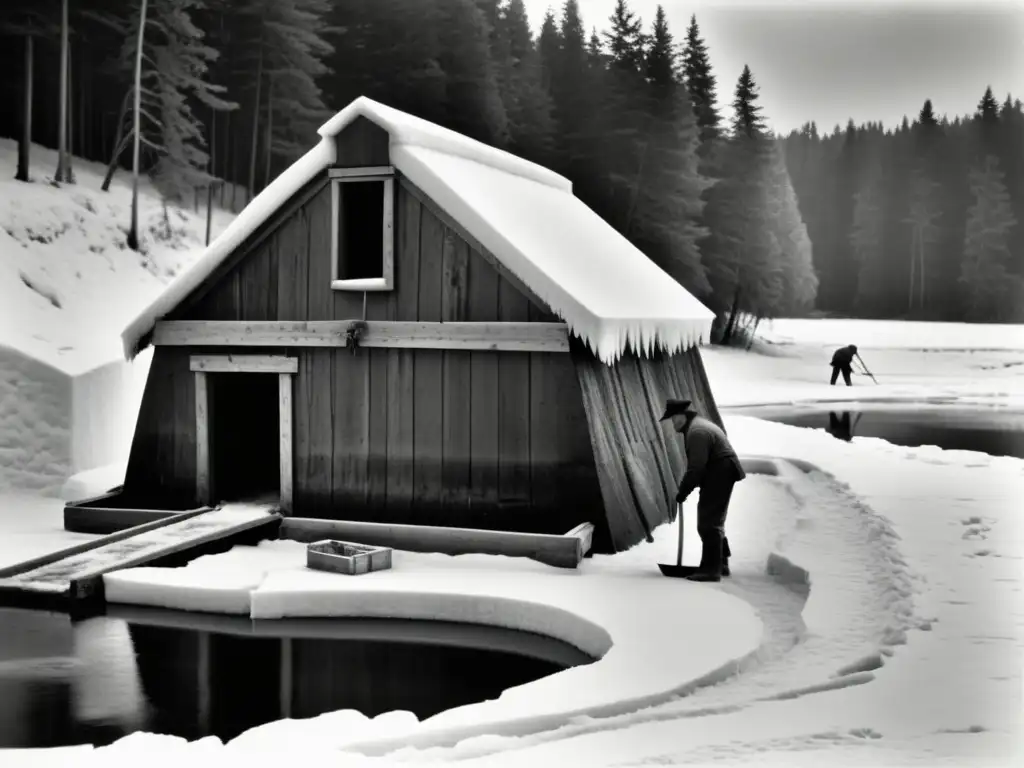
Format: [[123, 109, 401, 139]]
[[658, 502, 700, 577], [855, 352, 879, 384]]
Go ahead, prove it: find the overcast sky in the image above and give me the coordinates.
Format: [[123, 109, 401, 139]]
[[519, 0, 1024, 135]]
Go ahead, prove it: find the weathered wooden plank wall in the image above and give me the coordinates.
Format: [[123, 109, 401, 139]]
[[572, 344, 722, 552], [125, 159, 604, 535]]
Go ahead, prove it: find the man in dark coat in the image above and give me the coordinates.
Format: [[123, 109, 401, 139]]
[[830, 344, 859, 386], [661, 398, 747, 582]]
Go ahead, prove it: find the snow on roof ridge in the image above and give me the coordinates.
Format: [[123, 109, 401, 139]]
[[317, 96, 573, 194], [122, 96, 714, 365]]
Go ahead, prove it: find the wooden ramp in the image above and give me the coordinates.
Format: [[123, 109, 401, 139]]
[[0, 503, 281, 613]]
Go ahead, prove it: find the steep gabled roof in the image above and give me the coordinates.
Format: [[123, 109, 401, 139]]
[[122, 97, 715, 364]]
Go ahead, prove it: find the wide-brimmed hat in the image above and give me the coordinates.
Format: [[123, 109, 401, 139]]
[[659, 398, 697, 421]]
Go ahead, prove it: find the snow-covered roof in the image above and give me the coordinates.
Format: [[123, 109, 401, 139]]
[[122, 97, 715, 364]]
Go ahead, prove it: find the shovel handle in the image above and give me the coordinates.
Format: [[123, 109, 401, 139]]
[[676, 501, 684, 566]]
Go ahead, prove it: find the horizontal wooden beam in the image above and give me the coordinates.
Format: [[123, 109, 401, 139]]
[[157, 321, 570, 353], [189, 354, 299, 374], [328, 166, 395, 179], [280, 517, 590, 569]]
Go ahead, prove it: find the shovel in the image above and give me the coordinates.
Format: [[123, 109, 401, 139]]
[[658, 502, 701, 577]]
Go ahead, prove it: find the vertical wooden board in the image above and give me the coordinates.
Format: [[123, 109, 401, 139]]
[[467, 244, 500, 514], [332, 348, 369, 513], [304, 185, 337, 320], [191, 270, 239, 321], [123, 348, 173, 496], [276, 207, 310, 322], [195, 372, 210, 506], [441, 238, 472, 512], [463, 242, 502, 322], [617, 356, 673, 521], [497, 276, 532, 514], [412, 212, 445, 513], [364, 258, 391, 513], [384, 188, 420, 515], [238, 237, 274, 321], [279, 373, 293, 514], [572, 352, 646, 550], [392, 186, 422, 318]]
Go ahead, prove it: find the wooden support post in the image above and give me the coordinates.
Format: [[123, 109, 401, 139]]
[[279, 372, 293, 514], [195, 371, 210, 506], [279, 637, 293, 719], [197, 631, 211, 736]]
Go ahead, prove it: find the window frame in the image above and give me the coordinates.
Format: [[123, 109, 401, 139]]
[[329, 166, 395, 292]]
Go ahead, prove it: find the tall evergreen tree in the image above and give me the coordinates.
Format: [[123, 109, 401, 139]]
[[603, 0, 644, 74], [960, 155, 1020, 321], [850, 159, 885, 313], [680, 14, 720, 153], [730, 65, 765, 139]]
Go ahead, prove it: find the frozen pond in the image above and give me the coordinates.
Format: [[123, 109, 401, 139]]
[[0, 605, 592, 749], [726, 402, 1024, 459]]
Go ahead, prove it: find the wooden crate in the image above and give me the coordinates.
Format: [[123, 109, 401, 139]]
[[306, 540, 393, 575]]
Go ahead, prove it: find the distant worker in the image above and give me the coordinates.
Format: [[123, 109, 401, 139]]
[[661, 398, 747, 582], [829, 344, 860, 386]]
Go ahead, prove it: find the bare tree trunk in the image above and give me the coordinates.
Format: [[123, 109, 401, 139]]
[[16, 35, 33, 182], [102, 90, 133, 191], [722, 286, 742, 346], [127, 0, 148, 251], [263, 75, 273, 189], [206, 108, 216, 246], [247, 34, 264, 198], [908, 227, 917, 313], [219, 111, 229, 208], [918, 238, 926, 312], [55, 0, 69, 182], [66, 41, 75, 182]]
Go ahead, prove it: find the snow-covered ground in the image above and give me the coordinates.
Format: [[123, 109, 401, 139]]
[[0, 139, 229, 491], [0, 317, 1020, 767]]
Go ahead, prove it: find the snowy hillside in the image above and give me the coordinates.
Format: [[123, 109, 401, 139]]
[[0, 139, 237, 493], [0, 138, 236, 376]]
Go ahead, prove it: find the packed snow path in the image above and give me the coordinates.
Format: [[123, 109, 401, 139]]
[[407, 459, 919, 763], [0, 504, 277, 595]]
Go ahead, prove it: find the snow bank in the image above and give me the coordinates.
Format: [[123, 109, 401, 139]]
[[761, 318, 1024, 351], [121, 96, 715, 365], [100, 533, 762, 753], [0, 346, 71, 495]]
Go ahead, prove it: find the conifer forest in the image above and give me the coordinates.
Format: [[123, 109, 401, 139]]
[[1, 0, 1021, 335]]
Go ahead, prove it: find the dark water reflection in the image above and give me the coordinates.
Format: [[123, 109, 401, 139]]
[[728, 404, 1024, 459], [0, 606, 588, 749]]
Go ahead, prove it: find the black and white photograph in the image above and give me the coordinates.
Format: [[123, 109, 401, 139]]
[[0, 0, 1021, 765]]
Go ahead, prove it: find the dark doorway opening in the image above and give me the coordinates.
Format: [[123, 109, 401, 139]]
[[211, 373, 280, 503]]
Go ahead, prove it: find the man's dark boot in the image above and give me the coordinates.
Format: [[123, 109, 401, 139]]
[[687, 532, 723, 582], [722, 538, 732, 577]]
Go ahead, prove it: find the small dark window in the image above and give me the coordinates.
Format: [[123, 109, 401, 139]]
[[337, 180, 385, 280]]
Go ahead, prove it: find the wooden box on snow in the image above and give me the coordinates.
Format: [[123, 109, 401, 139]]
[[306, 539, 393, 575]]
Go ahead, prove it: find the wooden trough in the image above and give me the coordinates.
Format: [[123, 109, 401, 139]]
[[283, 518, 595, 570], [64, 488, 213, 534], [0, 504, 281, 615]]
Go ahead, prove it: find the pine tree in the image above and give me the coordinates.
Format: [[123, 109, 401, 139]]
[[850, 160, 885, 313], [904, 168, 942, 313], [680, 14, 720, 153], [960, 156, 1020, 321], [766, 140, 817, 315], [730, 65, 766, 139], [603, 0, 644, 74], [626, 6, 709, 295], [496, 0, 557, 164], [435, 0, 508, 145]]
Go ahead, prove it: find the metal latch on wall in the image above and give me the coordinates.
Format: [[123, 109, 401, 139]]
[[345, 320, 368, 354]]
